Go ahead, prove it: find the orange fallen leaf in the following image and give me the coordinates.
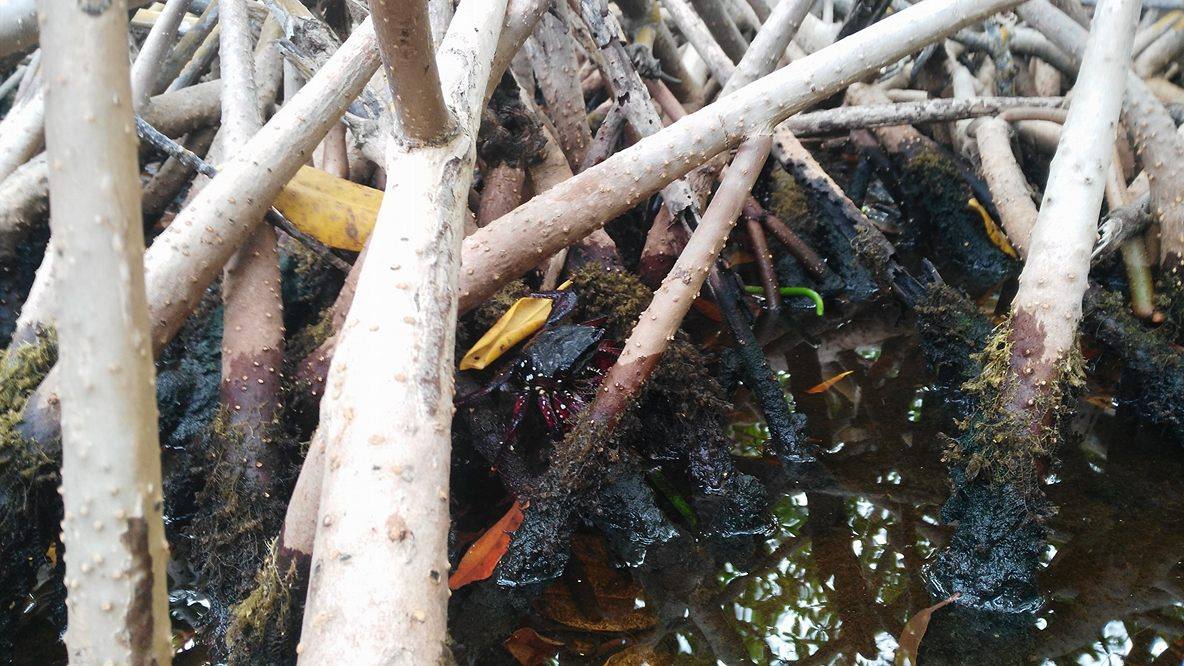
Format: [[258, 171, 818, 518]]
[[449, 501, 527, 590], [806, 370, 855, 394], [692, 297, 723, 322], [503, 627, 563, 666], [895, 593, 960, 666]]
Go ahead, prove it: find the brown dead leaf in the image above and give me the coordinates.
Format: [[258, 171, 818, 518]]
[[806, 370, 855, 394], [503, 627, 563, 666], [449, 501, 527, 590], [538, 535, 656, 633], [895, 593, 960, 666], [604, 644, 673, 665]]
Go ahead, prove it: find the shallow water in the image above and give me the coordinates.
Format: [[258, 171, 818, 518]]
[[12, 310, 1182, 665], [490, 313, 1184, 665]]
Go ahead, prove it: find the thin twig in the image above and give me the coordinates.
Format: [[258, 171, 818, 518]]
[[134, 116, 352, 273]]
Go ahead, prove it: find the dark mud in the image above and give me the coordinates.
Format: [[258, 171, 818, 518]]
[[448, 302, 1184, 664]]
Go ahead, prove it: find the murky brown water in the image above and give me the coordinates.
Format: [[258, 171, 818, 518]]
[[12, 308, 1183, 665], [482, 310, 1184, 665]]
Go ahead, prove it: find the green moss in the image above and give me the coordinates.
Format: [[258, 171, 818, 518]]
[[950, 322, 1085, 492], [191, 408, 289, 644], [285, 303, 334, 368], [225, 538, 304, 665], [915, 282, 992, 389], [0, 333, 58, 485], [763, 168, 811, 224], [0, 332, 56, 415], [569, 264, 653, 339]]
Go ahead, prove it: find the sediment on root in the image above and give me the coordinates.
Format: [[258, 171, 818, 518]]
[[950, 321, 1085, 494]]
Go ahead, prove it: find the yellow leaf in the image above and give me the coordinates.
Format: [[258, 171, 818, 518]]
[[272, 166, 383, 251], [806, 370, 855, 394], [967, 198, 1018, 259], [459, 281, 572, 370], [895, 593, 959, 666]]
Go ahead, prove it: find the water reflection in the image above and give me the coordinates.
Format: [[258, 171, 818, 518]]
[[725, 325, 1184, 665], [504, 316, 1184, 665]]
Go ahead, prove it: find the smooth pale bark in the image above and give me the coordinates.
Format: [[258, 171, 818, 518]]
[[1009, 0, 1136, 388], [143, 20, 378, 350], [459, 0, 1025, 312], [1030, 57, 1063, 96], [976, 116, 1038, 256], [298, 1, 507, 661], [0, 0, 38, 58], [0, 77, 222, 248], [0, 86, 43, 183], [22, 21, 381, 447], [660, 0, 736, 83], [691, 0, 748, 63], [784, 96, 1064, 135], [167, 22, 221, 92], [1134, 23, 1184, 78], [39, 0, 171, 660], [1, 0, 155, 59], [372, 0, 451, 143], [1020, 0, 1184, 268], [155, 0, 219, 93], [11, 234, 53, 345], [130, 0, 191, 111], [721, 0, 813, 96], [947, 55, 979, 154]]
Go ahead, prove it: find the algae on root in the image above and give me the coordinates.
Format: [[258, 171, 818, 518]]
[[951, 322, 1086, 493], [225, 538, 306, 665], [190, 410, 289, 632], [0, 332, 61, 654]]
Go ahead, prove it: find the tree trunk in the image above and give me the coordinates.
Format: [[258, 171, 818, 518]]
[[298, 0, 507, 660], [40, 0, 172, 659]]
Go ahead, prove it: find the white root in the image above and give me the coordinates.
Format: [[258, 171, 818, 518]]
[[459, 0, 1025, 312], [39, 0, 171, 659], [1011, 0, 1138, 369], [22, 21, 381, 446], [298, 0, 507, 660], [975, 116, 1038, 256], [0, 87, 43, 184], [129, 0, 192, 111], [660, 0, 736, 83]]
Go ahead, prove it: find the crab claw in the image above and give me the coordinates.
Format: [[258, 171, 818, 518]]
[[537, 391, 562, 435], [528, 290, 579, 327], [503, 393, 529, 445]]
